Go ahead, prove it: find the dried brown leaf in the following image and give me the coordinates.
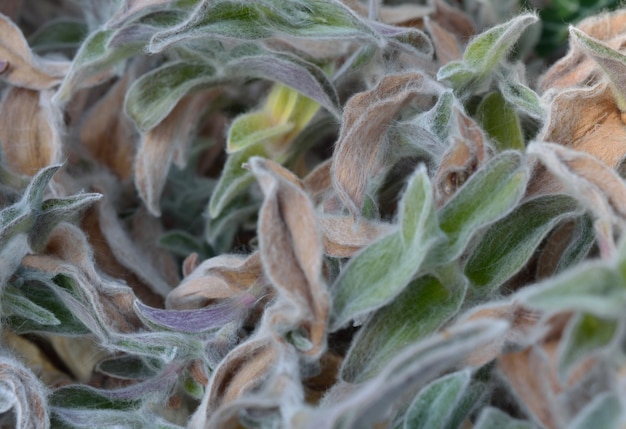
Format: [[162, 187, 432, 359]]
[[135, 91, 216, 216], [251, 157, 329, 357], [332, 72, 431, 215], [0, 13, 69, 90], [166, 253, 264, 310], [80, 73, 137, 180], [319, 214, 393, 257], [425, 17, 462, 66], [432, 0, 475, 44], [541, 83, 626, 170], [0, 87, 63, 175], [434, 107, 490, 205], [540, 11, 626, 92], [2, 330, 71, 387]]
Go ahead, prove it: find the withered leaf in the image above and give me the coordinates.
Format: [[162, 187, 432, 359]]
[[250, 157, 329, 357], [135, 90, 217, 216], [434, 107, 490, 205], [425, 17, 462, 66], [0, 87, 63, 175], [0, 13, 69, 90], [541, 83, 626, 170], [332, 71, 434, 215], [319, 214, 393, 258], [166, 252, 265, 310], [80, 72, 136, 180]]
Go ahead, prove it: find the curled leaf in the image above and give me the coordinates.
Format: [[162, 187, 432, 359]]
[[250, 157, 328, 357], [0, 13, 69, 90]]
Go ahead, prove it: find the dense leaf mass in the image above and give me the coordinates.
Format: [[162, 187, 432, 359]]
[[1, 1, 626, 428]]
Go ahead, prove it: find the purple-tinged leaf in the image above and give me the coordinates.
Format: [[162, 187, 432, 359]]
[[134, 295, 254, 333]]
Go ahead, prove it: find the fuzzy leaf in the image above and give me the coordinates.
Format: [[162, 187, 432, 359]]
[[465, 195, 580, 294], [134, 298, 250, 333], [316, 319, 508, 429], [331, 167, 441, 331], [473, 407, 533, 429], [29, 19, 88, 52], [332, 72, 433, 215], [3, 284, 60, 326], [476, 91, 525, 152], [0, 13, 69, 90], [208, 142, 269, 218], [251, 157, 328, 356], [148, 0, 380, 51], [433, 151, 528, 264], [341, 274, 465, 382], [497, 78, 544, 119], [558, 312, 618, 381], [520, 262, 626, 316], [0, 356, 49, 429], [125, 62, 219, 132], [570, 26, 626, 111], [96, 355, 159, 380], [402, 370, 472, 429], [569, 393, 622, 429], [54, 29, 142, 104], [437, 13, 538, 95], [227, 111, 293, 153]]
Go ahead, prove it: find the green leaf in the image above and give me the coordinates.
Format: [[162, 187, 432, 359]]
[[148, 0, 380, 51], [437, 13, 538, 95], [433, 151, 528, 264], [158, 230, 209, 258], [570, 26, 626, 112], [570, 393, 622, 429], [497, 77, 544, 119], [465, 194, 579, 294], [402, 370, 471, 429], [208, 142, 269, 218], [54, 29, 143, 104], [476, 91, 525, 152], [227, 111, 294, 153], [341, 273, 464, 382], [50, 385, 139, 410], [331, 167, 441, 331], [124, 61, 220, 132], [520, 262, 626, 317], [96, 355, 159, 380], [473, 407, 533, 429], [29, 19, 88, 52], [2, 284, 60, 326], [551, 214, 595, 274], [3, 280, 90, 335], [558, 312, 617, 380]]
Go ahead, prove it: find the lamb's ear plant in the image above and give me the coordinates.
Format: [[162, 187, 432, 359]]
[[4, 1, 626, 428]]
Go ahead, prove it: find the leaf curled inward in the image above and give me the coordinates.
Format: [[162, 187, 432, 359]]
[[250, 157, 329, 357], [0, 13, 69, 90], [332, 71, 432, 216], [0, 87, 63, 175]]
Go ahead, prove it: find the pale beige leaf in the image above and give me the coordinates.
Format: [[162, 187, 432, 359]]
[[332, 72, 431, 215], [80, 73, 137, 180], [319, 214, 393, 257], [434, 107, 490, 205], [0, 87, 63, 175], [251, 157, 329, 357], [166, 253, 265, 310], [135, 91, 216, 216], [0, 13, 70, 90], [541, 83, 626, 170], [425, 17, 462, 66]]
